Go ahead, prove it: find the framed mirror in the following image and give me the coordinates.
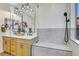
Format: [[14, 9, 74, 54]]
[[9, 3, 36, 35]]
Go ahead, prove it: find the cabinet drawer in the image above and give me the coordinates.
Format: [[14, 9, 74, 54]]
[[11, 41, 16, 46], [11, 48, 16, 55], [11, 45, 16, 49], [16, 38, 30, 44], [11, 45, 16, 55], [11, 38, 17, 42], [10, 41, 16, 50], [3, 36, 11, 40]]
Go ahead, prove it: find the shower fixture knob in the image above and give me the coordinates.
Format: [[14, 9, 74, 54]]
[[64, 12, 67, 16]]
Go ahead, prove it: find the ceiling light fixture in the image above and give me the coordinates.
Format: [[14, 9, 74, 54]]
[[14, 3, 39, 16], [26, 3, 30, 8], [15, 7, 18, 12], [21, 5, 25, 10], [30, 9, 33, 11]]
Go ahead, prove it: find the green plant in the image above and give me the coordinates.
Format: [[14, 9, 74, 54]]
[[17, 26, 21, 33], [17, 26, 25, 33], [21, 28, 25, 33]]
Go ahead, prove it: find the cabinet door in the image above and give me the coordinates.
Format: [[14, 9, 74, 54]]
[[22, 43, 31, 56], [10, 40, 17, 55], [16, 42, 22, 56], [3, 37, 11, 53], [16, 42, 31, 56]]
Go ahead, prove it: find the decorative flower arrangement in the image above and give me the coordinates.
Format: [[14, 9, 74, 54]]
[[17, 21, 28, 35], [21, 21, 28, 28]]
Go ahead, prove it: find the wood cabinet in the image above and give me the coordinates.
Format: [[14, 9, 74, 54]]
[[10, 40, 17, 55], [16, 43, 31, 56], [3, 36, 31, 56], [16, 38, 31, 56], [3, 37, 11, 53], [22, 43, 31, 56]]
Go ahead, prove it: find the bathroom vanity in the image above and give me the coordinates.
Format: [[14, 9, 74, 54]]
[[0, 3, 37, 56], [2, 32, 37, 56]]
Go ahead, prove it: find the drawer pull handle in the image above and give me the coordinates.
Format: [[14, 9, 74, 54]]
[[21, 44, 23, 48], [5, 41, 7, 44], [11, 50, 14, 52]]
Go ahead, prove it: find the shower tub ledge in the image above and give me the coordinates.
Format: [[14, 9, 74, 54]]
[[32, 42, 72, 56]]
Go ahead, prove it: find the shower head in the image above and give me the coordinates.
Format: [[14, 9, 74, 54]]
[[64, 12, 67, 16]]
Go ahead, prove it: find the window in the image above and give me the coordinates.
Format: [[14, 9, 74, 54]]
[[76, 3, 79, 39]]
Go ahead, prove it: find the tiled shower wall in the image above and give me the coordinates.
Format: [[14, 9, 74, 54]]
[[37, 28, 67, 44]]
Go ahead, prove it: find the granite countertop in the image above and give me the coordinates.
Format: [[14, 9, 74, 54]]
[[2, 30, 37, 40]]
